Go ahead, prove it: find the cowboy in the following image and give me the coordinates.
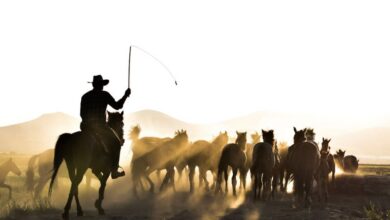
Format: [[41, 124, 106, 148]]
[[80, 75, 131, 179]]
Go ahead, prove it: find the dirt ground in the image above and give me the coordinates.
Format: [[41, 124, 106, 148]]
[[1, 170, 390, 220]]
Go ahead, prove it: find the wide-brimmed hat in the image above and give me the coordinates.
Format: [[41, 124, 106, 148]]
[[89, 75, 109, 86]]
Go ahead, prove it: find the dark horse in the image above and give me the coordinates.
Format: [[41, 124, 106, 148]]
[[0, 158, 21, 199], [288, 127, 320, 208], [251, 130, 275, 201], [49, 111, 124, 219], [334, 149, 359, 173], [316, 138, 335, 203], [215, 131, 247, 196]]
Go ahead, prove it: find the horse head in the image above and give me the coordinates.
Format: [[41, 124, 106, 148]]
[[321, 138, 331, 152], [305, 128, 316, 141], [5, 158, 21, 176], [174, 129, 189, 146], [293, 127, 306, 144], [129, 124, 141, 141], [251, 132, 261, 144], [262, 129, 275, 145], [235, 131, 247, 150], [336, 149, 345, 158], [214, 131, 229, 146]]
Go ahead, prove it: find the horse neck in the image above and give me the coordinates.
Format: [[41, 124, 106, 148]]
[[109, 122, 123, 139]]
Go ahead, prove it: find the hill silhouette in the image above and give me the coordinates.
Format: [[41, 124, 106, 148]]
[[0, 110, 389, 163]]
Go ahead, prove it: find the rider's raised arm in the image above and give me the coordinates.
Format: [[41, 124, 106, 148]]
[[106, 91, 128, 110]]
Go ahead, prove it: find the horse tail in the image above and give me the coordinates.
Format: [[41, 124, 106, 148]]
[[25, 154, 39, 191], [49, 133, 70, 198]]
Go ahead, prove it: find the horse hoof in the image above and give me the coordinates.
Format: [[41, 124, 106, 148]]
[[98, 209, 105, 215], [62, 213, 69, 220]]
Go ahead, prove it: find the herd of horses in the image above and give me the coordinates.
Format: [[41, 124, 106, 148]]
[[0, 111, 359, 219], [129, 125, 359, 207]]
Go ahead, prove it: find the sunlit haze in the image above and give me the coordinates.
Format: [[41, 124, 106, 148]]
[[1, 0, 390, 126]]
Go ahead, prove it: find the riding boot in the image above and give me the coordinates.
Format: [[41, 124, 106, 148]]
[[111, 145, 125, 179]]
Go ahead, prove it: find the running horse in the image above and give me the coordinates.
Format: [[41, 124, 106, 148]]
[[49, 111, 125, 220]]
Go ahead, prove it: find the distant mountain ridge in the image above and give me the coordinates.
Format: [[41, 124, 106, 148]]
[[0, 110, 389, 162]]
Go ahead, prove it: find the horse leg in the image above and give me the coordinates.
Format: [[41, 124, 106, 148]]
[[170, 168, 176, 192], [224, 168, 229, 194], [325, 176, 329, 203], [258, 173, 263, 200], [62, 161, 77, 220], [0, 183, 12, 200], [74, 169, 87, 217], [215, 168, 223, 195], [272, 173, 278, 199], [199, 167, 209, 191], [160, 170, 170, 192], [304, 176, 313, 209], [95, 172, 109, 215], [156, 170, 162, 185], [34, 175, 51, 198], [240, 167, 247, 192], [279, 168, 285, 192], [145, 174, 154, 193], [189, 165, 195, 193], [232, 168, 238, 197], [198, 168, 204, 188], [252, 173, 257, 201], [284, 171, 291, 193]]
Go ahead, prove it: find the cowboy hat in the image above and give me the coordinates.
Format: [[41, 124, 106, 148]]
[[89, 75, 109, 86]]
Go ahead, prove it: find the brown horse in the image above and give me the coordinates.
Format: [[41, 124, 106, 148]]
[[288, 127, 320, 208], [130, 125, 171, 160], [185, 131, 228, 192], [320, 138, 335, 183], [131, 130, 189, 196], [49, 111, 125, 220], [215, 131, 247, 196], [334, 150, 359, 173], [0, 158, 21, 199], [316, 138, 334, 203], [251, 130, 275, 200], [240, 132, 261, 190], [26, 149, 92, 198]]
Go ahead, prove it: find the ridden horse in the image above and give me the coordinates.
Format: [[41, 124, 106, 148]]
[[186, 131, 229, 192], [131, 130, 189, 196], [49, 111, 125, 220], [26, 149, 92, 198], [251, 130, 275, 200], [288, 127, 320, 208], [0, 158, 21, 199], [334, 150, 359, 173], [215, 131, 247, 196]]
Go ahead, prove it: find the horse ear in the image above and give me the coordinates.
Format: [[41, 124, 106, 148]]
[[329, 138, 332, 143], [120, 111, 124, 116], [236, 131, 239, 135], [293, 127, 297, 133]]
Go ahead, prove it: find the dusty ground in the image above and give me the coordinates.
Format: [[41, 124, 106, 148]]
[[1, 161, 390, 220], [1, 176, 390, 220]]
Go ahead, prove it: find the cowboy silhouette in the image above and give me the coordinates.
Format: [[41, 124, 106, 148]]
[[80, 75, 130, 179]]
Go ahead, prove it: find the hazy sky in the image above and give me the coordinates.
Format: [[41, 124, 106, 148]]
[[1, 0, 390, 126]]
